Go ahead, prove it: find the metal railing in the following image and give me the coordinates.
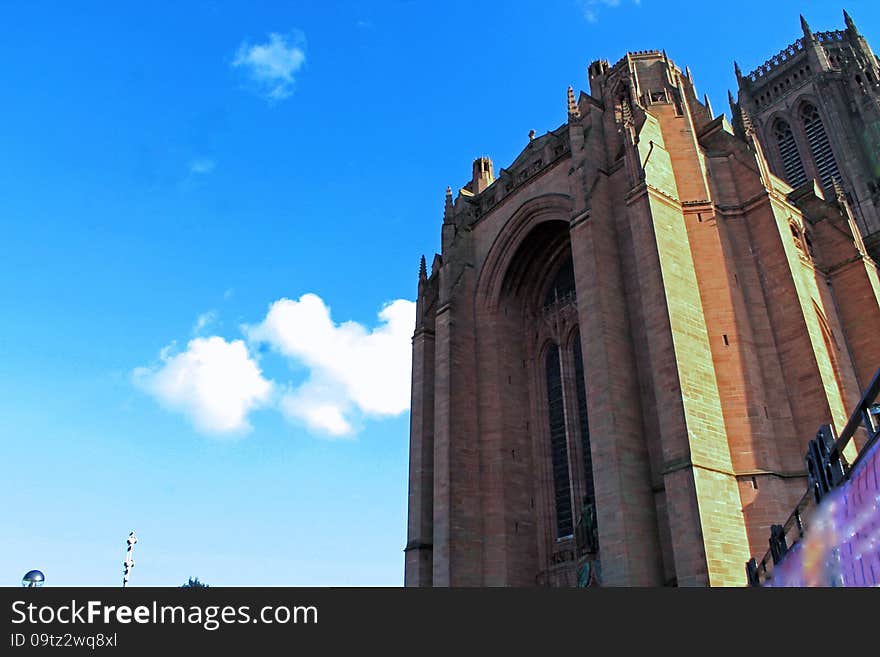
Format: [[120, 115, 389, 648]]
[[746, 368, 880, 586]]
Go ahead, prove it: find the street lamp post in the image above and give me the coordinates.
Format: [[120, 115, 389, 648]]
[[21, 570, 45, 588], [123, 531, 137, 588]]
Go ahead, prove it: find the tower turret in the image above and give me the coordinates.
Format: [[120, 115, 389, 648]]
[[843, 9, 858, 35], [471, 157, 495, 194], [800, 14, 813, 40]]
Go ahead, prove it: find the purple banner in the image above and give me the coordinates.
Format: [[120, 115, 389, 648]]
[[768, 437, 880, 586]]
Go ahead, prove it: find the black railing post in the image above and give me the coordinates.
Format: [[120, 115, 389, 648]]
[[745, 558, 760, 586], [864, 403, 880, 436], [769, 524, 788, 565], [745, 368, 880, 585], [805, 424, 845, 503]]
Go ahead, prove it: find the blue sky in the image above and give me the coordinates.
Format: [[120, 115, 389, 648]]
[[1, 1, 878, 587]]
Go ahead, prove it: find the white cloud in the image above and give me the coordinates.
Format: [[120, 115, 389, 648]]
[[246, 293, 416, 437], [232, 32, 306, 101], [280, 387, 353, 437], [192, 310, 217, 335], [189, 158, 216, 175], [133, 337, 273, 435], [135, 293, 415, 439]]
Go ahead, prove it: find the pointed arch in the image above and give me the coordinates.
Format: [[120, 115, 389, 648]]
[[476, 193, 573, 310], [800, 102, 840, 191]]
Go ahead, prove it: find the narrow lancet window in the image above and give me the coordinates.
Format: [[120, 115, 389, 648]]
[[545, 344, 573, 538], [801, 103, 840, 191], [572, 332, 596, 516], [773, 119, 807, 188]]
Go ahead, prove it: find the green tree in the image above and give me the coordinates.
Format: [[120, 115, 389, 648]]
[[181, 576, 209, 588]]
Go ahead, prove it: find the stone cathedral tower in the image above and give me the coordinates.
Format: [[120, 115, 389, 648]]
[[406, 15, 880, 587], [733, 12, 880, 261]]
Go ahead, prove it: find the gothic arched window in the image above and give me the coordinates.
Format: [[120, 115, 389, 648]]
[[543, 257, 576, 308], [773, 119, 807, 187], [545, 344, 574, 538], [800, 103, 840, 191], [572, 331, 596, 518]]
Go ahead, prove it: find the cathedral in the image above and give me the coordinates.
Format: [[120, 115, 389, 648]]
[[405, 11, 880, 587]]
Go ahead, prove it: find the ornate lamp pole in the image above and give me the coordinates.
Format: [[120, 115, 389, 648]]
[[122, 531, 137, 588], [21, 570, 45, 587]]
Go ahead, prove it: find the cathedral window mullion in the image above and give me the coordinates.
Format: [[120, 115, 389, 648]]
[[545, 343, 574, 539], [799, 102, 841, 192], [559, 337, 585, 526], [773, 118, 808, 187]]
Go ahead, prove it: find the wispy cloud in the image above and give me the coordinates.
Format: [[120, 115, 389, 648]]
[[192, 310, 217, 335], [232, 31, 306, 102], [188, 158, 216, 175], [579, 0, 640, 23], [135, 293, 416, 439], [133, 337, 273, 435]]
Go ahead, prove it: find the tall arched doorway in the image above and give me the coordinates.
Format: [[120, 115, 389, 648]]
[[493, 220, 599, 586]]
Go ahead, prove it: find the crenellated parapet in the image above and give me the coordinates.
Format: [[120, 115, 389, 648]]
[[815, 30, 847, 44], [741, 18, 876, 109], [745, 38, 806, 84], [608, 49, 664, 72]]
